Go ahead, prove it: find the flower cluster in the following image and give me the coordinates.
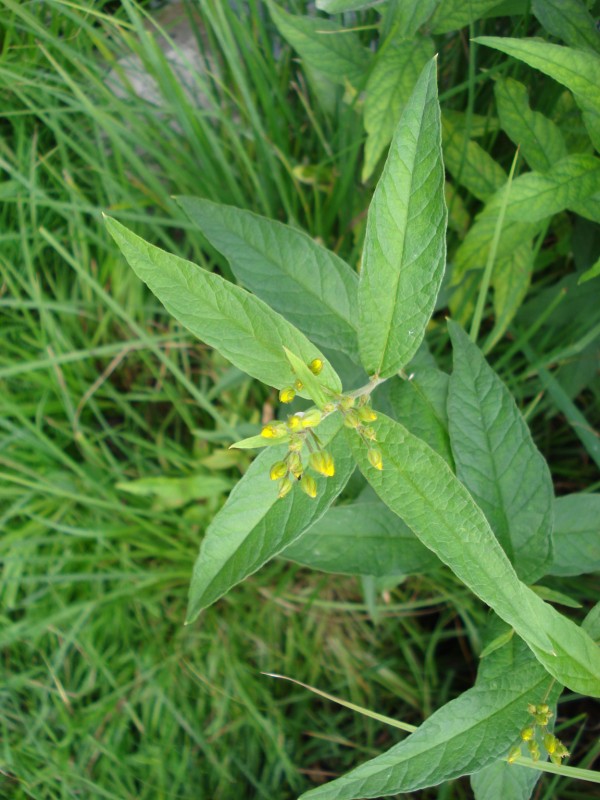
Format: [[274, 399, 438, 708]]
[[260, 356, 382, 500], [507, 703, 569, 765]]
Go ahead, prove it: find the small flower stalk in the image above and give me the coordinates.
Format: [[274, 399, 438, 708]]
[[508, 702, 569, 766], [264, 355, 382, 500]]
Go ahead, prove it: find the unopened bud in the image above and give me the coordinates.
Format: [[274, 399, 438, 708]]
[[362, 426, 377, 441], [278, 478, 293, 499], [323, 402, 336, 414], [301, 409, 322, 428], [367, 448, 383, 470], [520, 727, 534, 742], [527, 741, 540, 761], [308, 358, 323, 375], [294, 378, 304, 391], [527, 704, 537, 715], [300, 474, 317, 498], [543, 734, 557, 754], [288, 435, 303, 452], [269, 461, 288, 481], [309, 450, 335, 477], [358, 406, 377, 422], [339, 395, 355, 410], [261, 423, 286, 439], [343, 409, 361, 428], [507, 745, 521, 764], [287, 415, 302, 432], [288, 452, 303, 478], [279, 387, 296, 403]]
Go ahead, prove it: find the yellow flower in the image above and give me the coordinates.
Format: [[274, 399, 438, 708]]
[[279, 387, 296, 403], [309, 450, 335, 477], [367, 448, 383, 470], [269, 461, 288, 481], [308, 358, 323, 375]]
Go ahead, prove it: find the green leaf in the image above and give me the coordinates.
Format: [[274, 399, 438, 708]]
[[317, 0, 383, 11], [548, 493, 600, 577], [494, 76, 568, 173], [116, 474, 232, 509], [358, 58, 447, 378], [362, 35, 434, 181], [176, 197, 359, 360], [486, 242, 535, 352], [105, 218, 342, 399], [442, 113, 507, 201], [229, 433, 288, 450], [348, 413, 600, 695], [388, 360, 453, 465], [186, 414, 354, 620], [578, 256, 600, 284], [281, 500, 440, 576], [300, 634, 558, 799], [267, 2, 370, 88], [471, 758, 542, 800], [474, 37, 600, 150], [454, 154, 600, 277], [430, 0, 507, 33], [283, 347, 331, 408], [532, 0, 600, 55], [381, 0, 438, 37], [447, 321, 553, 582]]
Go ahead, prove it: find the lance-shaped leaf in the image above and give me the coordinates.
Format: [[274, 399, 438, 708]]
[[548, 493, 600, 577], [429, 0, 507, 33], [268, 1, 370, 88], [105, 218, 342, 399], [358, 58, 447, 378], [447, 321, 553, 583], [347, 413, 600, 696], [186, 414, 354, 620], [442, 113, 506, 201], [532, 0, 600, 55], [176, 197, 359, 360], [494, 76, 567, 173], [454, 154, 600, 277], [282, 500, 439, 576], [474, 37, 600, 150], [317, 0, 383, 11], [300, 632, 559, 799], [362, 35, 434, 181], [389, 364, 453, 465]]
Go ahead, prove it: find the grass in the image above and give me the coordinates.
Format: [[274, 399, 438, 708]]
[[1, 1, 598, 798]]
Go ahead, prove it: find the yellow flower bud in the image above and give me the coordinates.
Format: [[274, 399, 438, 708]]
[[543, 734, 557, 754], [527, 704, 537, 715], [343, 409, 361, 428], [507, 745, 522, 764], [261, 423, 286, 439], [323, 402, 336, 414], [279, 387, 296, 403], [367, 448, 383, 470], [288, 452, 303, 478], [309, 450, 335, 477], [300, 474, 317, 498], [278, 478, 293, 499], [287, 415, 302, 432], [339, 395, 355, 410], [520, 727, 534, 742], [288, 436, 303, 452], [527, 741, 540, 761], [363, 426, 377, 441], [300, 409, 322, 428], [269, 461, 288, 481], [294, 378, 304, 391], [308, 358, 323, 375], [358, 406, 377, 422]]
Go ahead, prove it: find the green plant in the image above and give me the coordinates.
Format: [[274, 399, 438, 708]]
[[107, 51, 600, 798]]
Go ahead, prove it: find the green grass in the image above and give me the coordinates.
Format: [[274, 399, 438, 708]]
[[1, 1, 599, 798]]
